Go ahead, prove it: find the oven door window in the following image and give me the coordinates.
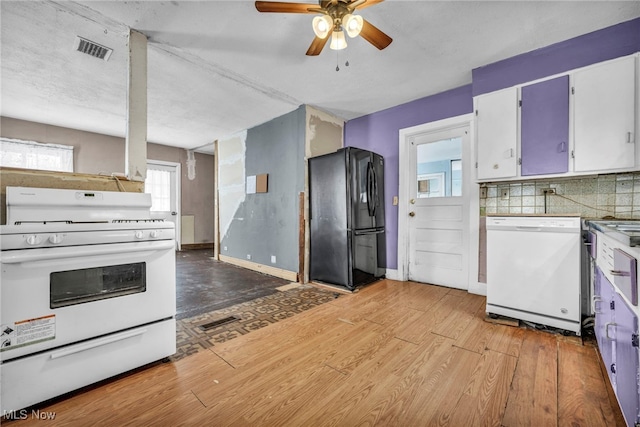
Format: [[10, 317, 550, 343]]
[[50, 263, 146, 308]]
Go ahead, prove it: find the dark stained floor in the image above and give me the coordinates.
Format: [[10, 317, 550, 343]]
[[175, 249, 292, 320]]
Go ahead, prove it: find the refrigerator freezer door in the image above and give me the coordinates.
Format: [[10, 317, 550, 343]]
[[351, 230, 386, 289]]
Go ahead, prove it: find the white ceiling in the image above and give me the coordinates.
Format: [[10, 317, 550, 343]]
[[2, 1, 639, 155]]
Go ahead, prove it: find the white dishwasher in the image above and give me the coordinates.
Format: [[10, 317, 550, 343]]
[[486, 216, 582, 335]]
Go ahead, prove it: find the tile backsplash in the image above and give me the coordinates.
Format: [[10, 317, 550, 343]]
[[480, 172, 640, 219]]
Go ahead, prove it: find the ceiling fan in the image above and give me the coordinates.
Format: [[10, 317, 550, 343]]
[[255, 0, 392, 56]]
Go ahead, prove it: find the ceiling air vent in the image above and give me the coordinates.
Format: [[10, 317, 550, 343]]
[[73, 36, 113, 61]]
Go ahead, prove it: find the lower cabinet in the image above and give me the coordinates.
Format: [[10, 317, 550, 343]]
[[594, 266, 640, 427]]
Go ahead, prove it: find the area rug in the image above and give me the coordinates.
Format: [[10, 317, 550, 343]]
[[170, 284, 341, 361]]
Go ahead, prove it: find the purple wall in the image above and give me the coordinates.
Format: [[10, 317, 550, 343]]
[[344, 17, 640, 271], [473, 17, 640, 96], [344, 85, 473, 269]]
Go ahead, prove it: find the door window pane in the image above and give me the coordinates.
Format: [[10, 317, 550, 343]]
[[145, 169, 171, 212], [416, 137, 462, 198]]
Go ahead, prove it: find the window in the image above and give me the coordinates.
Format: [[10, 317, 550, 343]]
[[417, 172, 445, 198], [0, 138, 73, 172], [416, 137, 462, 198], [145, 168, 171, 212]]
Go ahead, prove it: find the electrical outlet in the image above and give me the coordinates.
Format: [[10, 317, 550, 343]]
[[271, 255, 276, 264], [223, 246, 227, 251], [246, 254, 251, 260], [500, 189, 509, 200]]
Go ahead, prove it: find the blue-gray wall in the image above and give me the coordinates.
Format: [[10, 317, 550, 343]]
[[221, 106, 306, 272]]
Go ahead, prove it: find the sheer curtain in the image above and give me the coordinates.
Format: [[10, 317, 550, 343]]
[[145, 168, 171, 212], [0, 138, 73, 172]]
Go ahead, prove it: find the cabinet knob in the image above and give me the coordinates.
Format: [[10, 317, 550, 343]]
[[558, 141, 566, 153], [409, 211, 416, 217]]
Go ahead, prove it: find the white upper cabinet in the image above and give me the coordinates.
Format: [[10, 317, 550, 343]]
[[475, 87, 518, 180], [573, 55, 636, 173], [475, 53, 638, 182]]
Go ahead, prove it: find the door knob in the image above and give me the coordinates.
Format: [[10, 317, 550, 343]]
[[409, 211, 415, 217]]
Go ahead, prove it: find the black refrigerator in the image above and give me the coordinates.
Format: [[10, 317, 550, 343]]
[[309, 147, 386, 290]]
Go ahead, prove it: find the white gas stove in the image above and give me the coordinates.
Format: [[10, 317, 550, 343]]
[[1, 186, 176, 413]]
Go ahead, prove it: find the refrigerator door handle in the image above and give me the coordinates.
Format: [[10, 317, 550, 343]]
[[366, 162, 374, 217], [372, 167, 378, 218], [354, 228, 384, 236]]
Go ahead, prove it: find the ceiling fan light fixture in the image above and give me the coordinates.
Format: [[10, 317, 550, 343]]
[[330, 30, 347, 50], [342, 14, 363, 38], [312, 15, 333, 39]]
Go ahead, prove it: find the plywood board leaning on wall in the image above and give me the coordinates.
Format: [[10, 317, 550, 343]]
[[0, 167, 144, 225]]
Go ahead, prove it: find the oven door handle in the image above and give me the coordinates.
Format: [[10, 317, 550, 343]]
[[50, 327, 148, 360], [1, 240, 175, 264]]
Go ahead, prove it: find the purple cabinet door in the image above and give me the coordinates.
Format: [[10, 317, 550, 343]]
[[614, 248, 638, 306], [595, 267, 616, 387], [613, 291, 639, 427], [521, 75, 570, 176]]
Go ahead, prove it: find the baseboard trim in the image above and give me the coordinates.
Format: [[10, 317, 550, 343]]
[[219, 255, 298, 282], [180, 243, 214, 251], [468, 281, 487, 296], [385, 269, 401, 281]]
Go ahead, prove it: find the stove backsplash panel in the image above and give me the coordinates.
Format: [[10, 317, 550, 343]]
[[480, 172, 640, 219]]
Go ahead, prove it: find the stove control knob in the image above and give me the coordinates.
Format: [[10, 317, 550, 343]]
[[49, 234, 64, 244], [26, 235, 42, 246], [135, 230, 144, 239], [150, 230, 160, 238]]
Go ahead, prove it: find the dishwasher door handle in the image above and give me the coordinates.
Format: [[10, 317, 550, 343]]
[[515, 226, 542, 231]]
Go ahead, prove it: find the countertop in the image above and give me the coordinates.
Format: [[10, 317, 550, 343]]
[[486, 213, 582, 217], [586, 219, 640, 247]]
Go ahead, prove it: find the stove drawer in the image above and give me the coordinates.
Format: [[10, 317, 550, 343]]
[[0, 319, 175, 413], [614, 248, 638, 306]]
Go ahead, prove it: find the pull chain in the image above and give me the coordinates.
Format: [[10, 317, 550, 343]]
[[335, 51, 350, 72]]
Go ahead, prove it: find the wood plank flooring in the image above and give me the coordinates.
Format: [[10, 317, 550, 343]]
[[5, 280, 625, 426]]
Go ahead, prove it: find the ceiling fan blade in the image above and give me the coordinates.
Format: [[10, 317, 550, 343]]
[[352, 0, 384, 10], [306, 31, 332, 56], [359, 18, 392, 50], [255, 1, 319, 13]]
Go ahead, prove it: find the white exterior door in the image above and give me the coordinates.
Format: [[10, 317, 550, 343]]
[[404, 124, 471, 290], [146, 160, 181, 250]]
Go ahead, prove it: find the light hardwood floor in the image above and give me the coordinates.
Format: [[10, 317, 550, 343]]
[[5, 280, 625, 426]]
